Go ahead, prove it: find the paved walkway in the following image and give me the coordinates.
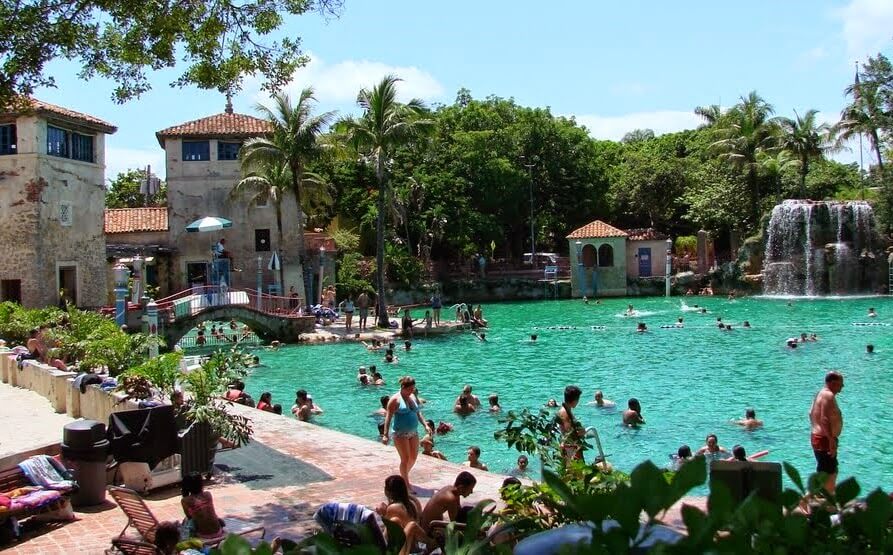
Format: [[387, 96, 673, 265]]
[[0, 382, 73, 465], [6, 401, 511, 554]]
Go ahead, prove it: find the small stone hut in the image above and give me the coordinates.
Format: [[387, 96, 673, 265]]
[[566, 220, 628, 297]]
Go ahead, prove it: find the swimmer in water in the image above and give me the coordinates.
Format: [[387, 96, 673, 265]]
[[636, 322, 648, 333], [529, 334, 538, 343], [677, 317, 684, 327], [454, 395, 476, 415], [867, 344, 874, 354], [735, 408, 764, 430], [743, 320, 751, 328], [809, 333, 818, 342], [696, 434, 729, 456], [622, 398, 645, 427], [488, 394, 501, 412], [700, 308, 708, 314], [671, 445, 693, 471], [545, 398, 558, 408], [727, 444, 769, 462], [786, 338, 798, 349], [583, 296, 589, 304], [474, 331, 486, 342], [357, 366, 371, 385], [626, 304, 635, 317], [588, 390, 615, 408], [868, 307, 877, 318]]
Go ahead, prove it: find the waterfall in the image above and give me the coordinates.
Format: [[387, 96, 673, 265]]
[[762, 200, 876, 296]]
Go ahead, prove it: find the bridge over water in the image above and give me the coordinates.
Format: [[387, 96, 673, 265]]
[[155, 286, 316, 347]]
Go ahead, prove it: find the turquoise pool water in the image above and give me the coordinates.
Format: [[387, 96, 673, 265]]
[[242, 296, 893, 491]]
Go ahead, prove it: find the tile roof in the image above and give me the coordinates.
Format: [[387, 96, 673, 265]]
[[566, 220, 628, 239], [0, 98, 117, 133], [625, 227, 669, 241], [105, 207, 169, 234], [305, 232, 337, 252], [155, 112, 272, 146]]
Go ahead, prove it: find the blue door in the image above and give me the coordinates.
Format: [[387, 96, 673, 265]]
[[638, 248, 652, 277]]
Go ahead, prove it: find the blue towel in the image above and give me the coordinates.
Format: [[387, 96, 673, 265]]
[[18, 455, 76, 492]]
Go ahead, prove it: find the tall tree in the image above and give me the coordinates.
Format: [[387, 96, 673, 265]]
[[0, 0, 344, 106], [240, 89, 336, 307], [106, 169, 166, 208], [231, 159, 291, 287], [694, 104, 724, 128], [337, 75, 433, 328], [838, 56, 891, 173], [710, 91, 778, 227], [775, 109, 832, 198]]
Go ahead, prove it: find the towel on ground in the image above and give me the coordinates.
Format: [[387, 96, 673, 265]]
[[314, 502, 384, 534], [17, 455, 76, 492]]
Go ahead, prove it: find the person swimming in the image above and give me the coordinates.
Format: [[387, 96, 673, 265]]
[[622, 398, 645, 427], [626, 304, 636, 317], [588, 390, 615, 408], [867, 344, 875, 354], [636, 322, 648, 333], [743, 320, 751, 328], [735, 408, 763, 430], [868, 307, 877, 318]]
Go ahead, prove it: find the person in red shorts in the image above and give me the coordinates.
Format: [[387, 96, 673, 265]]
[[809, 371, 844, 494]]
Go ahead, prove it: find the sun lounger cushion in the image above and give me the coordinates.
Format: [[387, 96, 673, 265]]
[[17, 456, 76, 492], [3, 488, 63, 512], [313, 502, 384, 534]]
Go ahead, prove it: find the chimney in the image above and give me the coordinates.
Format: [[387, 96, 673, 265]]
[[225, 93, 233, 115]]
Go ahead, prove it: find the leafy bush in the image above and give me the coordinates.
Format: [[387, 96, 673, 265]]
[[385, 242, 425, 286], [336, 252, 375, 298], [181, 349, 254, 447], [674, 235, 697, 257], [119, 352, 183, 396]]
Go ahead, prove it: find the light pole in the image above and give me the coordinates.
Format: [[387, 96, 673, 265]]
[[665, 238, 673, 297], [521, 157, 536, 261], [113, 262, 130, 327], [256, 255, 263, 309], [575, 241, 585, 298]]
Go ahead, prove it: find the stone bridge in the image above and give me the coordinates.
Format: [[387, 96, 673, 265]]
[[163, 304, 316, 347]]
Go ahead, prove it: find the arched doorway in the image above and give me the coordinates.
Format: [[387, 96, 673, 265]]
[[581, 244, 597, 268]]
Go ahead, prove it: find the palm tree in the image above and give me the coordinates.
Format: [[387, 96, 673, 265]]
[[775, 109, 832, 198], [694, 104, 724, 128], [231, 159, 291, 286], [240, 89, 336, 308], [710, 91, 778, 226], [337, 75, 433, 328], [837, 76, 885, 173], [757, 149, 798, 199]]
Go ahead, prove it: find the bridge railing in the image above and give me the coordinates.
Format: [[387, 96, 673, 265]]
[[154, 285, 305, 324]]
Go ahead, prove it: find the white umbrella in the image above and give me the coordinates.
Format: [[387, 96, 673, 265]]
[[268, 251, 281, 271], [186, 216, 233, 233]]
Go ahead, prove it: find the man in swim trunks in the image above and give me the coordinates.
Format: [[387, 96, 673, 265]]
[[557, 385, 586, 460], [809, 371, 844, 493], [357, 291, 370, 331]]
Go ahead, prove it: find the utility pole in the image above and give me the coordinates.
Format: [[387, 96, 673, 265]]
[[524, 162, 536, 261]]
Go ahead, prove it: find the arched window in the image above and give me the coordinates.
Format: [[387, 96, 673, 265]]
[[598, 244, 614, 267], [581, 244, 597, 268]]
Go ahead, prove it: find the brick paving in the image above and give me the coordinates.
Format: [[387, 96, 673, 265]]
[[6, 403, 513, 554], [4, 390, 704, 554]]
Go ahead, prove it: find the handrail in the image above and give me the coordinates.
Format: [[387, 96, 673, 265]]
[[154, 286, 306, 323]]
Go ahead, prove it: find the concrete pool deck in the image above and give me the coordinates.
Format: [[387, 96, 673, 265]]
[[2, 381, 702, 554]]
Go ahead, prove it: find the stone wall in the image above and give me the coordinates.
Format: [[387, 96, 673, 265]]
[[163, 137, 305, 297], [0, 114, 108, 308]]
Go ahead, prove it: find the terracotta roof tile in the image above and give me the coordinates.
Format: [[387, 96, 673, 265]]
[[0, 98, 116, 133], [625, 227, 669, 241], [105, 207, 169, 234], [155, 112, 272, 146], [566, 220, 628, 239]]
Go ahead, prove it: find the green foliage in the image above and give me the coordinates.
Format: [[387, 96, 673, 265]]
[[181, 349, 254, 447], [119, 352, 183, 396], [384, 243, 425, 286], [106, 169, 166, 208], [0, 0, 343, 105], [79, 332, 155, 376], [336, 252, 375, 298], [674, 236, 697, 256], [0, 302, 60, 344]]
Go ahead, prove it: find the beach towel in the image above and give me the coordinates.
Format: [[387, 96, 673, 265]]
[[313, 502, 384, 534], [17, 455, 76, 492], [8, 489, 63, 512]]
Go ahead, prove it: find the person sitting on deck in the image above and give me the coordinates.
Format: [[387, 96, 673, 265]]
[[181, 472, 223, 540], [419, 471, 477, 532], [376, 475, 433, 555]]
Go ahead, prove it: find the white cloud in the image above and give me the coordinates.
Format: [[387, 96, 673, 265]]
[[834, 0, 893, 59], [104, 146, 166, 183], [253, 54, 445, 107], [571, 110, 702, 141]]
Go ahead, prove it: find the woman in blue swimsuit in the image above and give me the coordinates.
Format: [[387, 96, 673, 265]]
[[382, 376, 433, 490]]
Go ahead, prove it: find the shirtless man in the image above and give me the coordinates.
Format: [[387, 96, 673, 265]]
[[455, 385, 481, 409], [419, 471, 476, 531], [454, 395, 476, 415], [588, 390, 615, 408], [356, 291, 370, 331], [622, 398, 645, 427], [557, 385, 586, 460], [735, 408, 764, 430], [809, 371, 844, 493], [463, 446, 488, 471]]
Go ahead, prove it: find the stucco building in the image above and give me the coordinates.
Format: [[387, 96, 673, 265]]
[[104, 207, 175, 298], [155, 105, 306, 299], [567, 221, 672, 297], [0, 100, 116, 308]]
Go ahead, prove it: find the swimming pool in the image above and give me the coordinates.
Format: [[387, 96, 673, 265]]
[[242, 296, 892, 491]]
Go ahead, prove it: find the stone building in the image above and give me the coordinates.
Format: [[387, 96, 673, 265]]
[[155, 105, 306, 299], [624, 228, 671, 279], [0, 99, 116, 308]]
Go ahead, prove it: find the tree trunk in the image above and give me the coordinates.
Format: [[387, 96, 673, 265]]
[[871, 130, 885, 171], [376, 157, 389, 328], [293, 168, 310, 309]]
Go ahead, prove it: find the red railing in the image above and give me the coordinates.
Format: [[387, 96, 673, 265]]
[[154, 285, 304, 324]]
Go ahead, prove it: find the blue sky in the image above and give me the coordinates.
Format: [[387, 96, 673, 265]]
[[34, 0, 893, 180]]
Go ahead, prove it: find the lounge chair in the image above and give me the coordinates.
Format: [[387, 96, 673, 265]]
[[108, 537, 163, 555], [107, 486, 265, 548]]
